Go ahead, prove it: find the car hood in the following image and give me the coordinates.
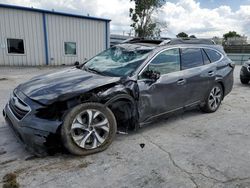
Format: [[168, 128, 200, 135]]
[[17, 68, 121, 105]]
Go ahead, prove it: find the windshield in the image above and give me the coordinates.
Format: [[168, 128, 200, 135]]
[[83, 45, 152, 77]]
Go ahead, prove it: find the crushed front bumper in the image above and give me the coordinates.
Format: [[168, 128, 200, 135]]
[[3, 90, 62, 156]]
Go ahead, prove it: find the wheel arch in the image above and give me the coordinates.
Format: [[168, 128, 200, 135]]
[[104, 94, 139, 131], [104, 94, 136, 107], [215, 80, 225, 100]]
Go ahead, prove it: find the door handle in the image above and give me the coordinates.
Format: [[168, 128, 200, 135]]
[[177, 78, 186, 85], [208, 71, 214, 76]]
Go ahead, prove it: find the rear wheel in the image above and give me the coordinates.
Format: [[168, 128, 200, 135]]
[[240, 76, 249, 84], [201, 83, 223, 113], [61, 103, 117, 156]]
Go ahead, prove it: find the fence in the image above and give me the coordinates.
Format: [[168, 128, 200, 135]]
[[227, 53, 250, 65]]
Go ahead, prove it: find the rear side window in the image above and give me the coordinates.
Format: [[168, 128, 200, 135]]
[[204, 49, 222, 62], [181, 48, 203, 70], [201, 49, 211, 65]]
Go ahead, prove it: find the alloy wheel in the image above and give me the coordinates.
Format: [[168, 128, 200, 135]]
[[208, 86, 222, 111], [70, 109, 110, 149]]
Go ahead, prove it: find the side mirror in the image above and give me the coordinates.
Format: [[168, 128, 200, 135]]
[[142, 70, 160, 81], [74, 61, 81, 68]]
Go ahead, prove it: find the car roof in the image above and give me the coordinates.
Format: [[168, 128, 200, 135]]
[[117, 38, 224, 54], [162, 44, 225, 54]]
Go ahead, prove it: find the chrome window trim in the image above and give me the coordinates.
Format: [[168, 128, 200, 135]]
[[137, 46, 224, 77]]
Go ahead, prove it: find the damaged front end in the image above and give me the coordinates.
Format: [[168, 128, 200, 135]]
[[3, 77, 140, 156], [3, 90, 62, 156]]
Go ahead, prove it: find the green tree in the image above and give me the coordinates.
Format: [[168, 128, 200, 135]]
[[176, 32, 188, 38], [129, 0, 166, 38], [223, 31, 241, 40], [189, 35, 196, 38]]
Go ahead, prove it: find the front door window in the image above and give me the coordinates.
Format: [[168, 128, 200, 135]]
[[140, 48, 180, 79]]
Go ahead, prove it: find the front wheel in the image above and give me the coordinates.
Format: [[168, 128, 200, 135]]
[[61, 103, 117, 156], [201, 83, 223, 113]]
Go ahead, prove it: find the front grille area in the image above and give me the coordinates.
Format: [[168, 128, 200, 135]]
[[9, 93, 30, 120]]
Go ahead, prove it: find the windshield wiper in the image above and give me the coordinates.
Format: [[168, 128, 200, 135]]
[[83, 66, 106, 76]]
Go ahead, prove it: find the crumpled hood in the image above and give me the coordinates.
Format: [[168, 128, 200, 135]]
[[17, 68, 120, 105]]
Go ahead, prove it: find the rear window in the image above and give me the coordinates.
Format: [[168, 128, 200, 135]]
[[181, 48, 203, 70], [204, 49, 222, 62]]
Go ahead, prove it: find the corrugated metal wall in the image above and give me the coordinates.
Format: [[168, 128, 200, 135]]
[[46, 14, 106, 66], [0, 7, 108, 66], [0, 8, 46, 66]]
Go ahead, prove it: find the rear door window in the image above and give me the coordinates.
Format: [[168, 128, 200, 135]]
[[204, 49, 222, 62], [181, 48, 203, 70]]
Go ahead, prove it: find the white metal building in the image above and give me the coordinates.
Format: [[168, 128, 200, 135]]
[[0, 4, 110, 66]]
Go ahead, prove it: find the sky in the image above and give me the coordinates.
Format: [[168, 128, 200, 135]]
[[0, 0, 250, 38]]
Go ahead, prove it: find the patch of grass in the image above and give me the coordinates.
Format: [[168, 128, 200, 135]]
[[2, 173, 19, 188], [78, 161, 92, 168]]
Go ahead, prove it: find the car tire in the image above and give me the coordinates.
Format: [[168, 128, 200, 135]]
[[201, 83, 224, 113], [240, 76, 249, 84], [61, 102, 117, 156]]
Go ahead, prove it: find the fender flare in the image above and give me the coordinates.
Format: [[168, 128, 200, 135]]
[[214, 77, 225, 99], [104, 93, 139, 131], [104, 94, 136, 107]]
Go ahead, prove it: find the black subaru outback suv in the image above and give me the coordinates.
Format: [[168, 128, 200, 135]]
[[240, 59, 250, 84], [3, 38, 235, 156]]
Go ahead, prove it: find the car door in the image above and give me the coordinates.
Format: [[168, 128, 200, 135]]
[[137, 48, 187, 123], [180, 48, 216, 106]]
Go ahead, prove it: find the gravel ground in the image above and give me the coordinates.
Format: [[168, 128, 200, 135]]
[[0, 65, 250, 188]]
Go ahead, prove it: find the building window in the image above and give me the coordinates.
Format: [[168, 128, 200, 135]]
[[64, 42, 76, 55], [7, 38, 25, 54]]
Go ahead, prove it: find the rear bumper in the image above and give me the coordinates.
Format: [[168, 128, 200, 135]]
[[223, 67, 234, 97]]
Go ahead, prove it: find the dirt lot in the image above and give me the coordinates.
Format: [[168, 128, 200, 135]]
[[0, 66, 250, 188]]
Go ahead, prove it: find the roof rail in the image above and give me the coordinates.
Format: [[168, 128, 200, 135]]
[[123, 37, 215, 46], [164, 38, 216, 45]]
